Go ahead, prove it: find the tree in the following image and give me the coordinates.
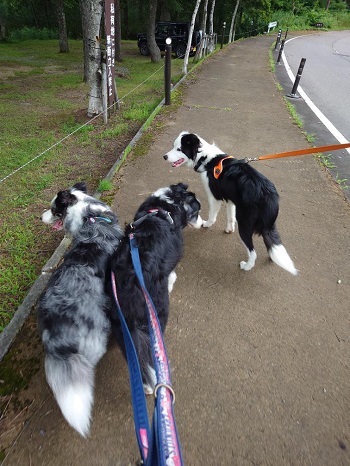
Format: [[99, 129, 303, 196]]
[[79, 0, 104, 116], [196, 0, 209, 59], [183, 0, 202, 75], [208, 0, 216, 52], [228, 0, 240, 43], [55, 0, 69, 53], [147, 0, 161, 63]]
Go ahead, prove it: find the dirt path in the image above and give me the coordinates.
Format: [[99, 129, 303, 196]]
[[2, 35, 350, 466]]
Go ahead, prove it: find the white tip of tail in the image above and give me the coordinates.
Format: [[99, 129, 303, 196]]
[[269, 244, 299, 276], [56, 383, 93, 437]]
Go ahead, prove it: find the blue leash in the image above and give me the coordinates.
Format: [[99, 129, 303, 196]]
[[111, 232, 184, 466]]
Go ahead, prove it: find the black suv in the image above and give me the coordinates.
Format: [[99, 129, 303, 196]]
[[137, 22, 201, 58]]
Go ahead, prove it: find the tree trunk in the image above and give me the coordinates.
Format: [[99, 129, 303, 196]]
[[208, 0, 216, 35], [79, 0, 104, 117], [115, 0, 122, 62], [0, 20, 6, 41], [183, 0, 202, 75], [208, 0, 216, 52], [79, 0, 89, 82], [228, 0, 240, 43], [55, 0, 69, 53], [159, 0, 170, 21], [147, 0, 161, 63], [197, 0, 209, 59], [30, 0, 39, 28]]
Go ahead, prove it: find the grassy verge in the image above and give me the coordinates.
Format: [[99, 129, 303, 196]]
[[0, 39, 197, 331]]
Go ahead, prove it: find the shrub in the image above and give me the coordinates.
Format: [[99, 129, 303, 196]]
[[9, 27, 58, 42]]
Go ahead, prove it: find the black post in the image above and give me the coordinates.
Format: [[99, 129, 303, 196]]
[[287, 58, 306, 99], [284, 28, 289, 40], [274, 29, 282, 50], [221, 22, 226, 49], [276, 38, 285, 64], [164, 38, 172, 105]]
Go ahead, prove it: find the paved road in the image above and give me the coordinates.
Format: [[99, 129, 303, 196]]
[[2, 34, 350, 466], [281, 30, 350, 190]]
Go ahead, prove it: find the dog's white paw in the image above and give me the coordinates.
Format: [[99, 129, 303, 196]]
[[240, 260, 254, 271], [143, 383, 153, 395], [202, 220, 214, 228], [225, 226, 235, 234]]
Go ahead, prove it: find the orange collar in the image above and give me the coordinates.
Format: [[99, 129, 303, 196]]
[[213, 156, 235, 179]]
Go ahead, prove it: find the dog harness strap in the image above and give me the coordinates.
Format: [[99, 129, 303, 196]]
[[213, 156, 235, 179], [111, 272, 151, 462], [130, 209, 173, 229], [129, 233, 184, 466]]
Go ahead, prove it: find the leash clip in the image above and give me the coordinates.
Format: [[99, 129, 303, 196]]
[[245, 157, 258, 163], [154, 383, 176, 405]]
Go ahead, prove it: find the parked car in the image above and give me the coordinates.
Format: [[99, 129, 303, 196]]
[[137, 22, 201, 58]]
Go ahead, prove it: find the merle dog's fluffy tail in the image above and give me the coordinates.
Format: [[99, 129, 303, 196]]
[[45, 353, 95, 437], [263, 226, 298, 276]]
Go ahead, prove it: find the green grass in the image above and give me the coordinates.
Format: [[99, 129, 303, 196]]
[[0, 39, 198, 331], [98, 179, 113, 192], [283, 98, 303, 128], [314, 152, 336, 169]]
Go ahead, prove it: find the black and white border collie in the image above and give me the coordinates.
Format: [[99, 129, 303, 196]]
[[164, 132, 298, 275], [109, 183, 202, 394], [38, 182, 123, 437]]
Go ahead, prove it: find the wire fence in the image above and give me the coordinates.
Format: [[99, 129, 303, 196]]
[[0, 61, 168, 185], [0, 30, 251, 186]]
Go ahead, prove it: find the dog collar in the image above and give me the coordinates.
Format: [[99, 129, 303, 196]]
[[193, 155, 207, 172], [130, 209, 174, 229], [213, 156, 235, 179]]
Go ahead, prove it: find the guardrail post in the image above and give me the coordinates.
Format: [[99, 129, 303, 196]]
[[274, 29, 282, 50], [164, 38, 172, 105], [276, 38, 285, 64], [287, 58, 306, 99]]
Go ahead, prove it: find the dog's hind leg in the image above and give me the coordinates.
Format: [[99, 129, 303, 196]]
[[225, 201, 236, 233], [238, 223, 257, 271], [132, 327, 157, 394], [263, 226, 298, 276]]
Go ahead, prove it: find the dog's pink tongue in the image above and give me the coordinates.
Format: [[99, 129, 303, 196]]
[[172, 158, 185, 168], [52, 219, 63, 231]]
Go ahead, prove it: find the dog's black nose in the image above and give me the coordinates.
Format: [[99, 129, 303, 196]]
[[163, 155, 168, 160]]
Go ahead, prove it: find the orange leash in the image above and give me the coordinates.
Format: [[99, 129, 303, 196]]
[[253, 142, 350, 162], [212, 142, 350, 179]]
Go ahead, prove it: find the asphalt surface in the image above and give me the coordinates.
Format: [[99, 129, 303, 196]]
[[3, 34, 350, 466], [280, 30, 350, 191]]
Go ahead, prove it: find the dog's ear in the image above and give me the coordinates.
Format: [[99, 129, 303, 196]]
[[181, 134, 201, 160], [170, 183, 189, 196], [72, 182, 87, 193], [177, 182, 188, 191], [56, 190, 78, 208]]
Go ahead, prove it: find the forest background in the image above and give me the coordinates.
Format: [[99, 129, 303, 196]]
[[0, 0, 350, 44]]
